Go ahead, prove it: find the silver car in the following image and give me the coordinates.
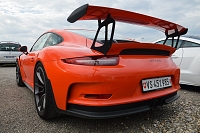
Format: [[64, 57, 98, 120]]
[[0, 41, 22, 66]]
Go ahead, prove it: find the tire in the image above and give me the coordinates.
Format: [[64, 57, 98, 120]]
[[34, 62, 59, 120], [16, 62, 25, 87]]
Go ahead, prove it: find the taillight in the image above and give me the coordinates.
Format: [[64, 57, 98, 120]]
[[175, 69, 180, 86], [61, 56, 119, 66]]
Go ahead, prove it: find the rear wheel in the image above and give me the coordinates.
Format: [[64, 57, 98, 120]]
[[16, 62, 25, 87], [34, 63, 59, 120]]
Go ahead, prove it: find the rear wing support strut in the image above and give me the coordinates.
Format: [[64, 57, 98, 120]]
[[163, 29, 181, 49], [91, 14, 115, 55]]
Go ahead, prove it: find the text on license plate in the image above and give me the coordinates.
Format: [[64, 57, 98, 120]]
[[142, 77, 172, 92], [4, 56, 16, 59]]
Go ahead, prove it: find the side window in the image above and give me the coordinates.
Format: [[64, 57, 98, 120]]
[[30, 33, 51, 52], [43, 33, 63, 48], [182, 41, 200, 48], [156, 39, 183, 49]]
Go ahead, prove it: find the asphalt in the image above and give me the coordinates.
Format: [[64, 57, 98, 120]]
[[0, 65, 200, 133]]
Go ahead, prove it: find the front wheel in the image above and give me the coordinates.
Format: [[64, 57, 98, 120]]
[[34, 63, 59, 120]]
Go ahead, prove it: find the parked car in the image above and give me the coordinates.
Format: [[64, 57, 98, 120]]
[[0, 41, 22, 66], [16, 4, 187, 120], [155, 36, 200, 87]]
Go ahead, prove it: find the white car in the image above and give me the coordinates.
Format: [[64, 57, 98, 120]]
[[0, 41, 22, 66], [155, 36, 200, 87]]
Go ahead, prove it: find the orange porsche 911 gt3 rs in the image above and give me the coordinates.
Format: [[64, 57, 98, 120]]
[[16, 4, 188, 120]]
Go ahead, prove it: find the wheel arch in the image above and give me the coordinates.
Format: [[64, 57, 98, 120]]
[[33, 61, 60, 118]]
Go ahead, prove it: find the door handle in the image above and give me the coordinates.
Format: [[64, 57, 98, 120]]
[[171, 55, 178, 59]]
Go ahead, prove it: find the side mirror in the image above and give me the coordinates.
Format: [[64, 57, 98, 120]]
[[19, 46, 27, 53]]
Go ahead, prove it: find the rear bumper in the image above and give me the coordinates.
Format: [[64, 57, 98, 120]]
[[56, 92, 179, 119], [0, 60, 16, 64], [44, 59, 180, 111]]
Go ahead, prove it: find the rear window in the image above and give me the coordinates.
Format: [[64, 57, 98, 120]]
[[0, 43, 21, 51]]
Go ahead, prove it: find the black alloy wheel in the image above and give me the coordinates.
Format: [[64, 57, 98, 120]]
[[16, 62, 25, 87], [34, 63, 59, 120]]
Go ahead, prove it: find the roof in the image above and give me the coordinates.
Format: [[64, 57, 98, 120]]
[[0, 41, 20, 44], [183, 35, 200, 40]]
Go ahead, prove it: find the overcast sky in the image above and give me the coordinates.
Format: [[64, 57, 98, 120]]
[[0, 0, 200, 48]]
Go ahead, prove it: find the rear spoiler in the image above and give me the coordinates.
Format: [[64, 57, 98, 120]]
[[67, 4, 188, 54]]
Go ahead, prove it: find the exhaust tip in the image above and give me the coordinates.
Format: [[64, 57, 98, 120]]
[[160, 98, 166, 106], [151, 100, 159, 108]]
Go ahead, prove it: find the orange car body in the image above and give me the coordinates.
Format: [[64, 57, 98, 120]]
[[17, 4, 187, 119]]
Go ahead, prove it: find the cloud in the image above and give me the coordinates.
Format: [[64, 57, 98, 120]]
[[0, 0, 199, 48]]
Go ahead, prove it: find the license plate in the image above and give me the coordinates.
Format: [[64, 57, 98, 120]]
[[4, 56, 16, 59], [142, 76, 172, 92]]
